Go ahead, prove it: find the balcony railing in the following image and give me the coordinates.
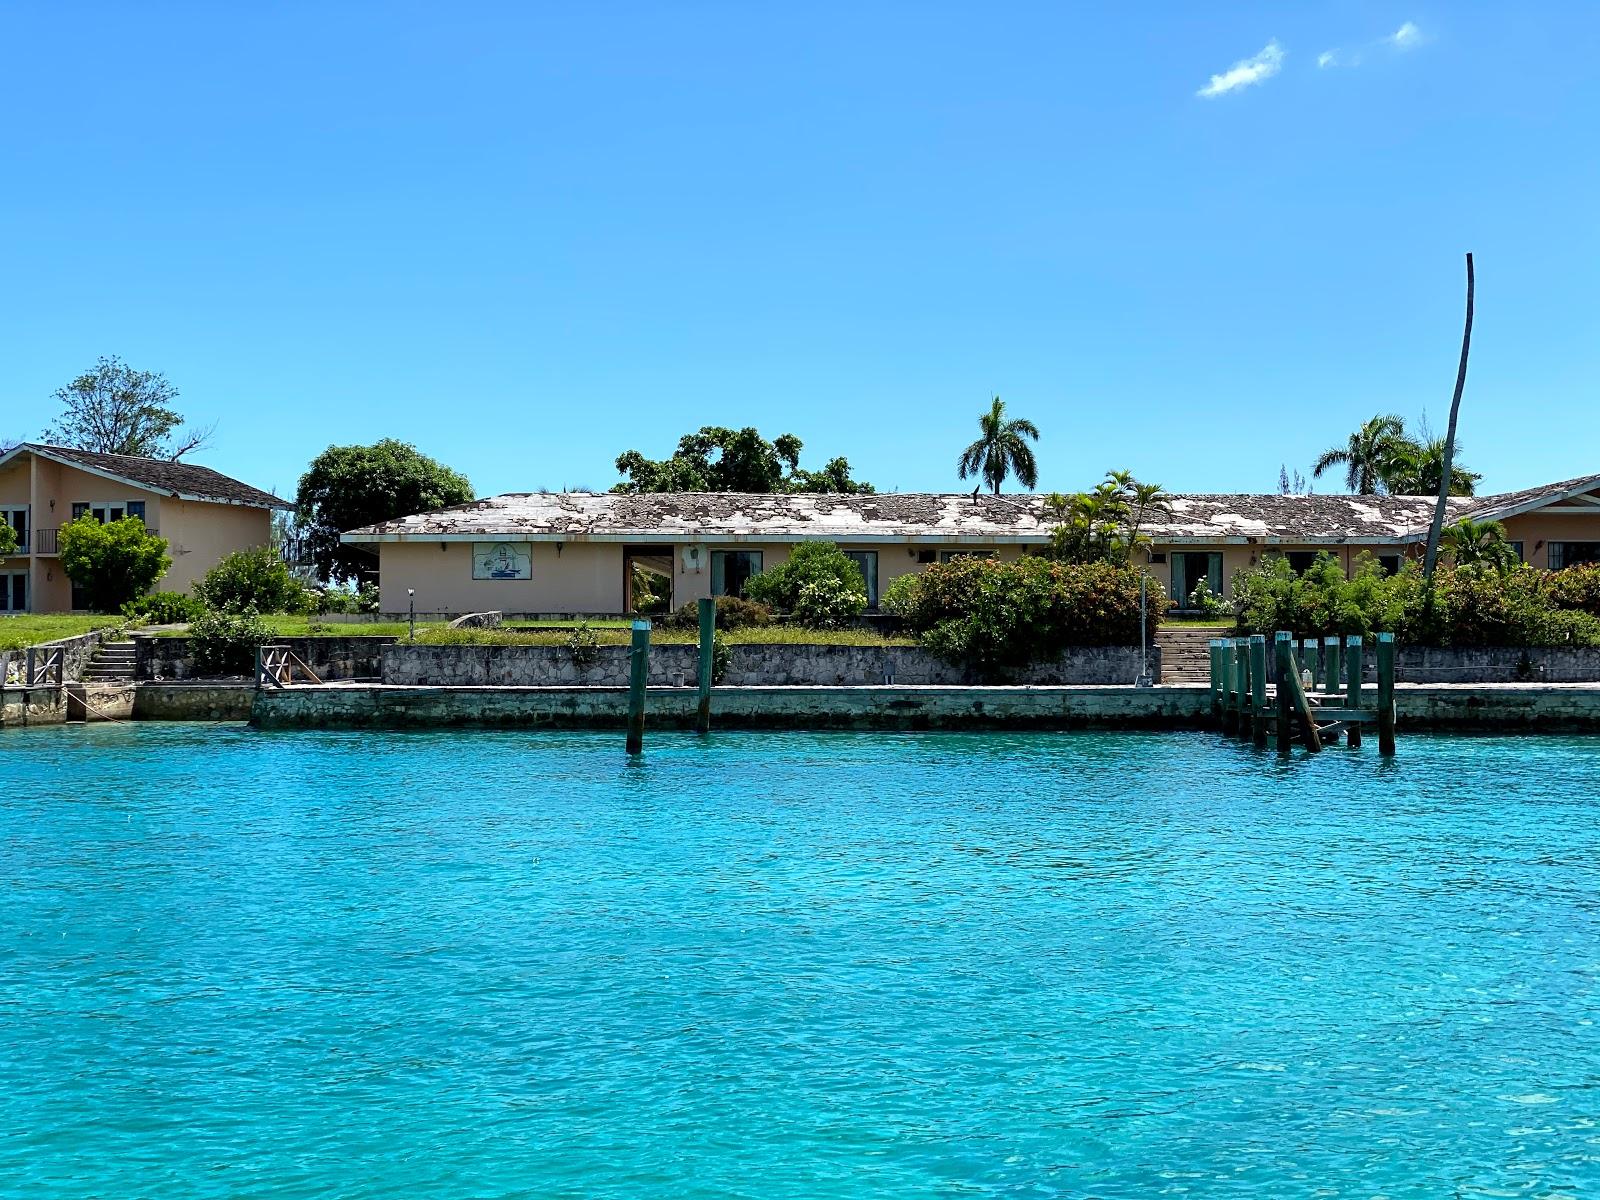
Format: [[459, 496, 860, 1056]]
[[34, 528, 57, 555]]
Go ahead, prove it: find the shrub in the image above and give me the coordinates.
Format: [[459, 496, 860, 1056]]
[[308, 585, 358, 615], [743, 542, 867, 626], [194, 547, 311, 615], [356, 583, 381, 615], [122, 591, 205, 624], [565, 621, 600, 668], [1548, 565, 1600, 619], [0, 522, 15, 557], [889, 556, 1167, 680], [1187, 580, 1230, 618], [1232, 554, 1600, 647], [58, 515, 171, 613], [661, 595, 774, 631], [791, 577, 868, 629], [190, 607, 272, 676]]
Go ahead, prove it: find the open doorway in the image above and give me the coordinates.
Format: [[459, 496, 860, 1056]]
[[623, 545, 674, 615]]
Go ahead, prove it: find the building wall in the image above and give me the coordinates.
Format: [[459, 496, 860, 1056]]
[[378, 540, 627, 615], [1500, 508, 1600, 569], [158, 499, 272, 593]]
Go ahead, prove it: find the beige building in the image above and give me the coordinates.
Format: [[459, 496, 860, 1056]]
[[0, 443, 290, 613], [344, 475, 1600, 618]]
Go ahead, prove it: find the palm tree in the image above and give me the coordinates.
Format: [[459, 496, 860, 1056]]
[[1312, 414, 1409, 494], [957, 397, 1040, 495], [1125, 479, 1173, 545], [1382, 435, 1481, 496], [1441, 517, 1517, 572]]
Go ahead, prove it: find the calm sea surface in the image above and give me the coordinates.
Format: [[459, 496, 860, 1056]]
[[3, 725, 1598, 1198]]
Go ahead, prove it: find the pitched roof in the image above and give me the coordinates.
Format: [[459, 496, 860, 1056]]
[[341, 489, 1482, 545], [1461, 473, 1600, 523], [1, 443, 290, 509]]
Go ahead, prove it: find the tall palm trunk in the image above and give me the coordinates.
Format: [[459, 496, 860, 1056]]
[[1424, 253, 1475, 579]]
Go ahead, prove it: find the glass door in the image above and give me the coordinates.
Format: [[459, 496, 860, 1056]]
[[1, 571, 25, 613]]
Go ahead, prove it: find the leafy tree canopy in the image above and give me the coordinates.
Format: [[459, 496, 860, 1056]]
[[58, 515, 171, 612], [43, 356, 213, 460], [0, 523, 15, 557], [1043, 470, 1172, 566], [613, 427, 873, 494], [295, 440, 474, 584]]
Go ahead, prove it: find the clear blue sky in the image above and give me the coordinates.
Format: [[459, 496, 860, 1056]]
[[3, 2, 1596, 501]]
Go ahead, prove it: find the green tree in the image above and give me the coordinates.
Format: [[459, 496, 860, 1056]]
[[295, 440, 475, 584], [1440, 517, 1518, 572], [957, 396, 1039, 494], [1381, 434, 1481, 496], [58, 515, 171, 612], [613, 427, 873, 493], [43, 356, 213, 460], [1312, 414, 1409, 494], [0, 522, 15, 556], [1043, 471, 1168, 565]]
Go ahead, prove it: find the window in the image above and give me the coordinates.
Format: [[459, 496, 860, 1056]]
[[711, 550, 763, 597], [1508, 542, 1524, 564], [1286, 552, 1321, 574], [0, 506, 26, 553], [915, 549, 936, 565], [1550, 542, 1600, 570], [71, 503, 88, 522], [843, 551, 879, 608], [73, 500, 149, 527], [1377, 555, 1402, 577], [1, 571, 25, 613]]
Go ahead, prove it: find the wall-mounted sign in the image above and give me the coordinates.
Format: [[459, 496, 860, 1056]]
[[472, 542, 532, 580]]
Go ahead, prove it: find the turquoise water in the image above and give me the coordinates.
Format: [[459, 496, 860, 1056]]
[[4, 726, 1599, 1198]]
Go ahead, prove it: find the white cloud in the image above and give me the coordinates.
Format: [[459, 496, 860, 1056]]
[[1317, 50, 1338, 68], [1197, 40, 1285, 98], [1386, 21, 1422, 49]]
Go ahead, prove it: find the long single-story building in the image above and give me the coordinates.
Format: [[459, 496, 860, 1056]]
[[342, 475, 1600, 617], [0, 443, 291, 613]]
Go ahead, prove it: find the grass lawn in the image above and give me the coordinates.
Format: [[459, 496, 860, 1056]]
[[416, 624, 916, 648], [0, 615, 124, 652], [1161, 616, 1238, 629]]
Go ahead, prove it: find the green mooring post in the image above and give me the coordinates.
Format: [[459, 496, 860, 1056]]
[[625, 619, 651, 755], [1323, 636, 1340, 694], [1249, 634, 1268, 748], [695, 598, 716, 735], [1345, 635, 1364, 749], [1234, 639, 1252, 741], [1376, 632, 1396, 755], [1301, 638, 1319, 692], [1274, 632, 1293, 754], [1218, 640, 1235, 733], [1209, 640, 1223, 724]]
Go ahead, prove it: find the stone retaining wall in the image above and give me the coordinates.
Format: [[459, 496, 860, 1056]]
[[380, 643, 1156, 688], [133, 684, 257, 721], [0, 627, 121, 685], [1393, 646, 1600, 684], [135, 635, 397, 681]]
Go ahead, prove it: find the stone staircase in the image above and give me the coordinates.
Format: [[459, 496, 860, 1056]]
[[84, 640, 138, 682], [1156, 625, 1227, 685]]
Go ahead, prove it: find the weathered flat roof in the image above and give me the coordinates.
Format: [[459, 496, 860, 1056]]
[[341, 488, 1522, 547]]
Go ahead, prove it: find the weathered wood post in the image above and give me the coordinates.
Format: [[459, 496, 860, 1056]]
[[625, 619, 651, 755], [1284, 646, 1324, 753], [1274, 632, 1293, 754], [1217, 640, 1233, 733], [1345, 636, 1364, 749], [695, 598, 715, 735], [1234, 639, 1252, 741], [1249, 634, 1268, 749], [1377, 632, 1397, 756], [1301, 639, 1319, 692], [1209, 640, 1223, 725], [1323, 636, 1340, 695], [25, 648, 36, 688]]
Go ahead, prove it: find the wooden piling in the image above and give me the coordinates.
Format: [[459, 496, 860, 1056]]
[[1249, 634, 1268, 748], [1274, 632, 1293, 754], [1234, 639, 1252, 741], [1220, 639, 1237, 733], [625, 619, 651, 755], [1345, 636, 1364, 749], [1301, 638, 1319, 692], [695, 598, 715, 735], [1284, 647, 1323, 753], [1323, 636, 1340, 694], [1377, 631, 1396, 756], [1208, 640, 1222, 723]]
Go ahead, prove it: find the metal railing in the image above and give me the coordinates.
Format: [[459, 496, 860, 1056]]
[[34, 528, 57, 555]]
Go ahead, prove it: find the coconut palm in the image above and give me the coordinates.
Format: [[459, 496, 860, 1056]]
[[1312, 414, 1409, 494], [1382, 435, 1481, 496], [1441, 517, 1518, 572], [957, 397, 1040, 495]]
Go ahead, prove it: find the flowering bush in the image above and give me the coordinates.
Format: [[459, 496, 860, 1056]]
[[743, 542, 867, 627], [791, 578, 868, 629]]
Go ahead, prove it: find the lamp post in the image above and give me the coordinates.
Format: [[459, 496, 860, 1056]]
[[1135, 547, 1154, 687], [408, 588, 415, 642]]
